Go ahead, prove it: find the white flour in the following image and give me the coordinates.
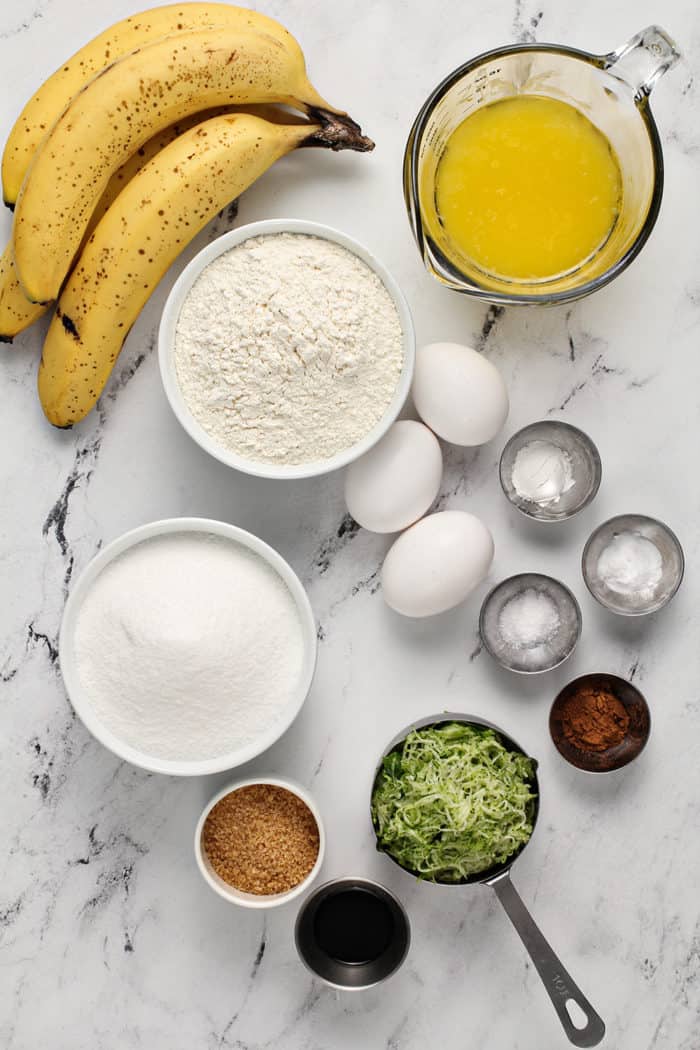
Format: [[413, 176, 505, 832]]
[[73, 533, 304, 761], [174, 233, 404, 465]]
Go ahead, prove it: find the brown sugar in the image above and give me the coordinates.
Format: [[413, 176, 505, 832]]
[[202, 783, 320, 895]]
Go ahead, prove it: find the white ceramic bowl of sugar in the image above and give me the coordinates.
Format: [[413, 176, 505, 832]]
[[158, 218, 415, 480], [59, 518, 317, 776]]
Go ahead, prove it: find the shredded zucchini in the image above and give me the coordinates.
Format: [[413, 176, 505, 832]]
[[371, 722, 537, 881]]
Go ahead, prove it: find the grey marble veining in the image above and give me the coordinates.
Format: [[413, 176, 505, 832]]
[[1, 1, 699, 1047]]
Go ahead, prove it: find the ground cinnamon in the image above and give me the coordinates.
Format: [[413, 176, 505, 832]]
[[559, 683, 630, 752]]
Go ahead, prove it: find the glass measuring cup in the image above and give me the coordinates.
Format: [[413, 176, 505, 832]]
[[404, 26, 681, 305]]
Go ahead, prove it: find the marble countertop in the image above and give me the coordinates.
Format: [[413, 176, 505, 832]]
[[1, 1, 699, 1047]]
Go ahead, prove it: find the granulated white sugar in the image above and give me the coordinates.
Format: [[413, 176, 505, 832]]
[[73, 532, 305, 761]]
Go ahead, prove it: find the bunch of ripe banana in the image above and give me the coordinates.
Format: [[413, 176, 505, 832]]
[[0, 3, 373, 427]]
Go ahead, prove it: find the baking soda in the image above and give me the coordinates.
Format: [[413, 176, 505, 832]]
[[596, 531, 663, 601]]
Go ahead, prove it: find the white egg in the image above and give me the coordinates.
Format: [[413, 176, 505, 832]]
[[345, 421, 443, 533], [412, 341, 509, 446], [381, 510, 494, 617]]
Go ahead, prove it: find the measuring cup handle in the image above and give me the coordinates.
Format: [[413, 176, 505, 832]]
[[603, 25, 681, 100], [489, 872, 605, 1047]]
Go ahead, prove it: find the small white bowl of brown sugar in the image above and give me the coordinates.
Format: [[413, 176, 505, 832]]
[[195, 777, 325, 908]]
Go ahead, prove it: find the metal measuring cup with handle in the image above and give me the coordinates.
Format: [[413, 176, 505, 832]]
[[371, 714, 605, 1047]]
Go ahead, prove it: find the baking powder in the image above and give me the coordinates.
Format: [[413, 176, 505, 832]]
[[73, 533, 305, 761], [174, 233, 404, 465], [511, 439, 575, 506]]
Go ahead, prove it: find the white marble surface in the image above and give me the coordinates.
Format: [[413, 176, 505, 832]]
[[1, 1, 699, 1047]]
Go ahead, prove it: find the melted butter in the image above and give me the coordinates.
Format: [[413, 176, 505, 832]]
[[435, 95, 623, 282]]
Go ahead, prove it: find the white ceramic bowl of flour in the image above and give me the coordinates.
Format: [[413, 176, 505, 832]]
[[59, 518, 317, 776], [158, 219, 415, 480]]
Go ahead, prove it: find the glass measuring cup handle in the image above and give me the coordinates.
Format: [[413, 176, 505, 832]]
[[603, 25, 681, 102], [488, 871, 606, 1047]]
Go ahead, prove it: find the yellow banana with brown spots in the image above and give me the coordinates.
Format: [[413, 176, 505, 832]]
[[88, 104, 309, 228], [2, 2, 335, 207], [0, 244, 47, 343], [0, 106, 311, 342], [38, 113, 371, 427], [14, 28, 368, 304], [1, 113, 215, 342]]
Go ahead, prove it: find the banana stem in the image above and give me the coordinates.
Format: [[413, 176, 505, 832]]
[[304, 113, 375, 152]]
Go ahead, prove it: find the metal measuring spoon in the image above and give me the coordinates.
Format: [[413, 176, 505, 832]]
[[371, 713, 605, 1047], [294, 877, 410, 990], [479, 572, 582, 674], [582, 513, 684, 615], [499, 420, 602, 523]]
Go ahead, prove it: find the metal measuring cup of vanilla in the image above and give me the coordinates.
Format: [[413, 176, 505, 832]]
[[295, 877, 410, 990]]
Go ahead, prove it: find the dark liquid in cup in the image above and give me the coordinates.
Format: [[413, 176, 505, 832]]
[[312, 887, 395, 964]]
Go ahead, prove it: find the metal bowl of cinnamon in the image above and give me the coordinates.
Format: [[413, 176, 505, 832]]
[[549, 673, 651, 773]]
